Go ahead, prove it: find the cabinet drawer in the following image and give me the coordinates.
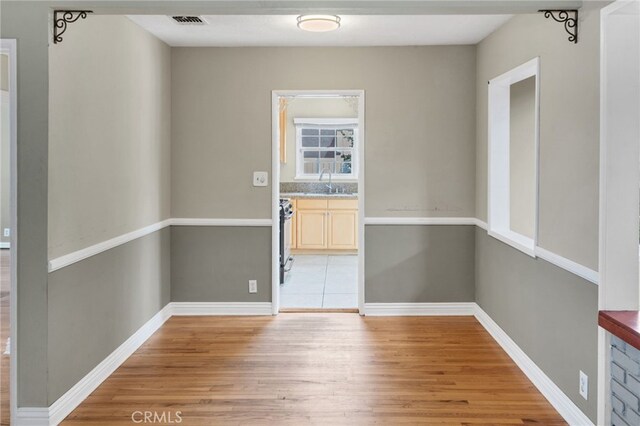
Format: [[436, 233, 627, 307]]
[[296, 199, 328, 210], [328, 199, 358, 210]]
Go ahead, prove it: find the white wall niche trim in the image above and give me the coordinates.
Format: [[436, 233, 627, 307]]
[[487, 57, 540, 259], [474, 305, 594, 426], [535, 246, 599, 284]]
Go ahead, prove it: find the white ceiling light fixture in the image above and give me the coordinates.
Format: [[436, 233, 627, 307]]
[[297, 15, 341, 32]]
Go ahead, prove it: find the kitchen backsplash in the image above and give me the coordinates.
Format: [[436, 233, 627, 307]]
[[280, 182, 358, 194]]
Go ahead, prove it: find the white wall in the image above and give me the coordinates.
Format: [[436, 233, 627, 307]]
[[280, 97, 357, 182]]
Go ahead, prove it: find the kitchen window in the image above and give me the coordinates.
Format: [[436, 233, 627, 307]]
[[294, 118, 358, 180]]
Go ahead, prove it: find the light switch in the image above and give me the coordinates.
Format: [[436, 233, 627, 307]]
[[253, 171, 268, 187]]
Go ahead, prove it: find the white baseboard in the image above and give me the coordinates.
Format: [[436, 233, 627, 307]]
[[363, 302, 476, 316], [14, 408, 49, 426], [17, 302, 591, 426], [169, 302, 273, 316], [48, 305, 173, 425], [473, 305, 594, 426]]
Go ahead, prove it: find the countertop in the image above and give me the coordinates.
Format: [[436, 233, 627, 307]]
[[599, 310, 640, 350], [281, 192, 358, 200]]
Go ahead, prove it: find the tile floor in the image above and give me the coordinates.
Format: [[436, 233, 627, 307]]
[[280, 255, 358, 309]]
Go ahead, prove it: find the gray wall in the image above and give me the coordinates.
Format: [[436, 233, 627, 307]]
[[474, 8, 605, 423], [49, 16, 171, 259], [476, 9, 602, 270], [509, 76, 536, 239], [171, 226, 271, 302], [475, 228, 598, 421], [45, 15, 173, 405], [366, 225, 475, 303], [47, 228, 170, 403], [171, 46, 477, 219], [1, 0, 51, 407]]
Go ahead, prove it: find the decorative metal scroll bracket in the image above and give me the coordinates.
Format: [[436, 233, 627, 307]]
[[538, 9, 579, 44], [53, 10, 93, 44]]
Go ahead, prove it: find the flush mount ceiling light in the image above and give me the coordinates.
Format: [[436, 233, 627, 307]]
[[297, 15, 341, 32]]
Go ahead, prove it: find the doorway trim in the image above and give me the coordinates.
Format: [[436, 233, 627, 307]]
[[1, 38, 18, 424], [271, 90, 365, 314]]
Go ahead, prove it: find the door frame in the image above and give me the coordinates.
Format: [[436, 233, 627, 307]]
[[1, 38, 18, 424], [271, 90, 365, 314]]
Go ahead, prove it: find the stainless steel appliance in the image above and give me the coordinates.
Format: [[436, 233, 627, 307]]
[[279, 198, 294, 284]]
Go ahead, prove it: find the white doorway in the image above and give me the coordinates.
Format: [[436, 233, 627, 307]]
[[0, 38, 17, 425], [271, 90, 365, 314]]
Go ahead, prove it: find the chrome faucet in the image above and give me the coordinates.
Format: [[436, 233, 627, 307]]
[[319, 168, 333, 193]]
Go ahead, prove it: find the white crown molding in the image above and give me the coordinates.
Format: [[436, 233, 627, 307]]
[[170, 218, 272, 227], [169, 302, 273, 316], [364, 217, 478, 226], [48, 219, 172, 273], [473, 305, 594, 426], [535, 246, 599, 285], [363, 302, 476, 316]]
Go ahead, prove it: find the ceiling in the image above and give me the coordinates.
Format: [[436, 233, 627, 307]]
[[127, 15, 513, 47]]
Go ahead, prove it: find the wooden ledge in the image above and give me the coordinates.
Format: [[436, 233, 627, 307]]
[[599, 310, 640, 350]]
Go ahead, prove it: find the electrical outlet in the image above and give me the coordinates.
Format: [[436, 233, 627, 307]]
[[579, 370, 588, 400], [3, 228, 9, 237], [252, 171, 268, 187], [249, 280, 257, 294]]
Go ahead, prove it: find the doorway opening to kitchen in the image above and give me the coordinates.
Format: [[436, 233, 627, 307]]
[[271, 90, 364, 313]]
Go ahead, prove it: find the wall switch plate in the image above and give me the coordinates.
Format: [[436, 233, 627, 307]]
[[579, 370, 588, 400], [3, 228, 9, 237], [253, 171, 268, 187], [249, 280, 257, 294]]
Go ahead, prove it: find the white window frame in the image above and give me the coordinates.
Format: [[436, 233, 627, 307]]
[[293, 118, 359, 180], [487, 57, 540, 257]]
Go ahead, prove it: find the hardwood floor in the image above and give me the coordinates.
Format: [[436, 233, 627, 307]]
[[63, 314, 565, 425], [0, 250, 9, 426]]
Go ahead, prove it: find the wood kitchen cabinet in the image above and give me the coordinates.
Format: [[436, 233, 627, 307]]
[[294, 198, 358, 251], [290, 199, 297, 249]]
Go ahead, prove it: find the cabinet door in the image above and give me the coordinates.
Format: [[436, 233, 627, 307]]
[[328, 210, 358, 250], [297, 209, 328, 249], [290, 200, 297, 249]]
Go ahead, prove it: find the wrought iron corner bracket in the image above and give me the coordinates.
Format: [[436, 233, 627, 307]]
[[538, 9, 579, 44], [53, 10, 93, 44]]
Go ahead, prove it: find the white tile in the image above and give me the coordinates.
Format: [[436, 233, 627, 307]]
[[324, 278, 357, 294], [322, 293, 358, 309], [326, 265, 357, 283], [280, 279, 325, 295], [292, 255, 328, 266], [328, 255, 358, 266], [280, 293, 323, 308]]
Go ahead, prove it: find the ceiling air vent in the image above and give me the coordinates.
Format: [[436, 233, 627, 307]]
[[171, 16, 208, 25]]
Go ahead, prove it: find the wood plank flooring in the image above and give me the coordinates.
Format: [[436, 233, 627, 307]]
[[63, 314, 565, 425]]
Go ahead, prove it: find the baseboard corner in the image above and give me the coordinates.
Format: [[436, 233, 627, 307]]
[[473, 304, 594, 426]]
